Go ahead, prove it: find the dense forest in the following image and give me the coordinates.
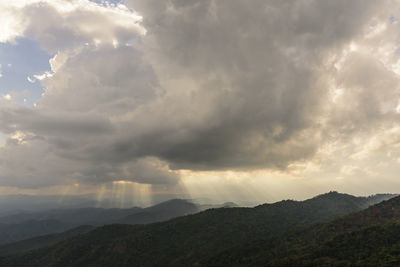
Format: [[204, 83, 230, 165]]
[[209, 194, 400, 266], [0, 192, 396, 266]]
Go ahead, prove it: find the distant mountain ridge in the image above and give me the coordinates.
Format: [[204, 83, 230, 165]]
[[0, 192, 395, 266], [196, 201, 238, 211], [117, 199, 199, 224], [0, 207, 142, 225], [0, 199, 202, 246]]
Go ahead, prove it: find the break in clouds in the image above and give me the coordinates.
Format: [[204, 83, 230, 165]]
[[0, 0, 399, 190]]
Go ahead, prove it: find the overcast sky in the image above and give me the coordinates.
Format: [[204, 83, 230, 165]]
[[0, 0, 400, 206]]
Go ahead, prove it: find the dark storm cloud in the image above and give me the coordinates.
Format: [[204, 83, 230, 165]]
[[97, 0, 380, 170]]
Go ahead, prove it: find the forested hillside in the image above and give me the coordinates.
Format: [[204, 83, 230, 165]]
[[209, 195, 400, 266], [0, 192, 393, 266]]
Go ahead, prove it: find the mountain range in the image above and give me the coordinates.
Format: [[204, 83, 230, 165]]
[[0, 192, 395, 266], [209, 194, 400, 266], [0, 199, 204, 246]]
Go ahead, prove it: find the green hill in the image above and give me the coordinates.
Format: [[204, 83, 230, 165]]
[[0, 192, 393, 267], [207, 195, 400, 266]]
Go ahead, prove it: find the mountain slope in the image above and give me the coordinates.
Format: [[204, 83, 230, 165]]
[[196, 202, 238, 211], [207, 195, 400, 266], [0, 220, 74, 246], [0, 199, 199, 246], [0, 192, 394, 266], [118, 199, 199, 224], [0, 207, 143, 226], [0, 225, 94, 256], [0, 199, 198, 256]]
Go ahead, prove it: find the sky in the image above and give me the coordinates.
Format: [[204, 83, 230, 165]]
[[0, 0, 400, 207]]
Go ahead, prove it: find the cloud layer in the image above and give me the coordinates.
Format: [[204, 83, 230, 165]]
[[0, 0, 399, 192]]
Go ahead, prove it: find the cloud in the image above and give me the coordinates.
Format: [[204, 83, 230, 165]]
[[0, 0, 144, 50], [2, 94, 11, 101], [0, 0, 399, 190], [118, 0, 396, 170]]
